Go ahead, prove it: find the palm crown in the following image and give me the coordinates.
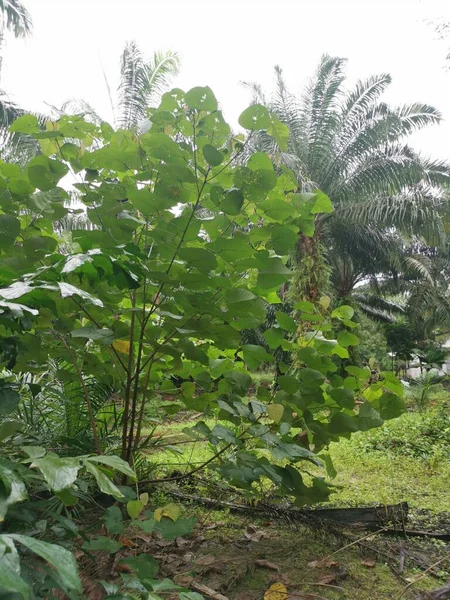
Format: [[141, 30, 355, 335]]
[[246, 55, 450, 303]]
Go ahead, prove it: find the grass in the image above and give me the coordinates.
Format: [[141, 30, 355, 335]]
[[142, 389, 450, 515]]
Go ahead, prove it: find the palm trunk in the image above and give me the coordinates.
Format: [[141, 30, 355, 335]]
[[291, 230, 329, 304]]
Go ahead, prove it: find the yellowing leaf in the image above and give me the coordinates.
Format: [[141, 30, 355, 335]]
[[154, 503, 181, 522], [139, 492, 149, 506], [264, 582, 288, 600], [319, 295, 331, 310], [267, 404, 284, 423], [113, 340, 130, 354], [126, 500, 144, 519]]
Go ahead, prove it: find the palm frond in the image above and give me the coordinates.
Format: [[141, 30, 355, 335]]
[[0, 0, 32, 38], [117, 42, 180, 129]]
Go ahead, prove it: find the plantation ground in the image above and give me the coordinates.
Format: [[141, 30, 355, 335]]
[[129, 384, 450, 599]]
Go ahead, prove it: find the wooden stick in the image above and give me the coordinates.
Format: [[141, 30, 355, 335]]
[[191, 582, 230, 600]]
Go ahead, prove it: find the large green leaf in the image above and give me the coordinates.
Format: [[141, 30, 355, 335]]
[[71, 327, 114, 344], [376, 392, 406, 420], [238, 104, 271, 130], [242, 344, 274, 370], [87, 455, 136, 479], [83, 462, 124, 499], [31, 454, 80, 492], [8, 534, 82, 594], [185, 86, 218, 111], [202, 144, 224, 166]]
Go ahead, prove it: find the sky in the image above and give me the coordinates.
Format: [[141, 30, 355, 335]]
[[2, 0, 450, 159]]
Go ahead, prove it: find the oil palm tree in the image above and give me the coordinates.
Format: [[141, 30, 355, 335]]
[[245, 56, 450, 303], [0, 0, 32, 80], [51, 41, 180, 131], [117, 41, 180, 129]]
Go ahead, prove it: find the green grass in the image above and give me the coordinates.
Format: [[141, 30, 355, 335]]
[[142, 393, 450, 514]]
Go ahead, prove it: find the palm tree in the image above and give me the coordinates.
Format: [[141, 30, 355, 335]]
[[245, 57, 450, 303], [51, 41, 180, 132], [0, 0, 32, 80], [117, 41, 180, 129]]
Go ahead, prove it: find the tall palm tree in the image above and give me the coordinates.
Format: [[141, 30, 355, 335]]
[[245, 56, 450, 303]]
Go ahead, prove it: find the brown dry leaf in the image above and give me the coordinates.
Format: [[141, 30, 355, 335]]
[[264, 582, 288, 600], [174, 574, 194, 586], [195, 554, 216, 566], [115, 562, 132, 574], [307, 558, 338, 569], [119, 537, 136, 548], [361, 559, 376, 568], [132, 532, 153, 543], [255, 559, 280, 572], [244, 526, 267, 542]]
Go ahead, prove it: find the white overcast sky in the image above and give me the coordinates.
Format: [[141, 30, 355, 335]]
[[2, 0, 450, 159]]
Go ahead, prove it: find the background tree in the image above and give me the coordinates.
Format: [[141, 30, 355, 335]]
[[245, 56, 450, 303]]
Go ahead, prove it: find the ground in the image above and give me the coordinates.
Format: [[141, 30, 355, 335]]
[[80, 381, 450, 599]]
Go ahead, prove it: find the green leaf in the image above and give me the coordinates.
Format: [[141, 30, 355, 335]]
[[71, 327, 114, 344], [247, 152, 274, 171], [311, 190, 334, 214], [104, 506, 124, 534], [27, 156, 68, 191], [257, 258, 292, 289], [82, 537, 123, 552], [221, 188, 244, 215], [9, 114, 40, 134], [271, 225, 297, 255], [58, 282, 103, 307], [87, 455, 136, 478], [155, 517, 196, 540], [127, 500, 144, 519], [328, 388, 355, 409], [278, 376, 299, 394], [0, 462, 27, 520], [0, 561, 30, 599], [267, 114, 289, 151], [267, 404, 284, 423], [346, 366, 370, 381], [298, 369, 326, 389], [337, 330, 359, 347], [263, 328, 285, 349], [9, 534, 82, 593], [83, 462, 124, 499], [0, 215, 20, 248], [55, 488, 78, 507], [275, 311, 297, 333], [377, 392, 406, 420], [23, 235, 57, 257], [238, 104, 271, 130], [185, 86, 218, 111], [358, 401, 384, 431], [178, 247, 217, 273], [211, 424, 238, 444], [120, 554, 158, 579], [0, 386, 20, 416], [331, 305, 354, 320], [294, 301, 316, 314], [0, 419, 22, 441], [242, 344, 274, 369], [31, 454, 80, 492], [202, 144, 224, 166]]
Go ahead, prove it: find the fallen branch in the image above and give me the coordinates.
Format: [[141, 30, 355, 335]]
[[170, 489, 408, 526], [191, 582, 229, 600], [375, 528, 450, 541]]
